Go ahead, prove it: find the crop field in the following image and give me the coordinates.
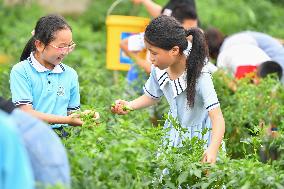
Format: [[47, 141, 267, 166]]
[[0, 0, 283, 188]]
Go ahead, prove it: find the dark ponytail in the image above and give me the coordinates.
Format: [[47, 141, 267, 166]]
[[145, 15, 208, 107], [185, 28, 208, 107], [20, 14, 72, 61], [20, 37, 36, 61]]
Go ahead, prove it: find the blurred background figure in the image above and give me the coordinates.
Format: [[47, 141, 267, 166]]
[[122, 0, 199, 88], [0, 97, 71, 188], [131, 0, 197, 19], [0, 109, 34, 189], [205, 28, 284, 82]]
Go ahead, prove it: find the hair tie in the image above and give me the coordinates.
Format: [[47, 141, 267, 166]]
[[185, 29, 194, 37]]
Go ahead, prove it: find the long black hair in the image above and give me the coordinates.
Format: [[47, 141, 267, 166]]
[[20, 14, 72, 61], [144, 15, 208, 107]]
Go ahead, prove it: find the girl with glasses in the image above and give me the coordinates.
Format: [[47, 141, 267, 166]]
[[10, 14, 89, 132]]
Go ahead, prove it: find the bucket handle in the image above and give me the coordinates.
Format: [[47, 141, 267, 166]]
[[106, 0, 127, 16]]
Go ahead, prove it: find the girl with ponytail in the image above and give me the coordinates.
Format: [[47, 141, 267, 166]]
[[10, 14, 97, 133], [112, 15, 225, 164]]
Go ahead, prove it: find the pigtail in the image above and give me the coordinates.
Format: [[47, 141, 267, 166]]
[[20, 37, 36, 61], [185, 28, 208, 107], [145, 16, 208, 108]]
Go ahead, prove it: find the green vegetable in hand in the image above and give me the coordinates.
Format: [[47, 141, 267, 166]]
[[122, 105, 133, 111]]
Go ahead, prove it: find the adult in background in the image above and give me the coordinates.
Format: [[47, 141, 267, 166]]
[[205, 28, 284, 82], [121, 3, 199, 80]]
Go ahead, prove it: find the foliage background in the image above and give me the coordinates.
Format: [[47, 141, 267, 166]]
[[0, 0, 284, 188]]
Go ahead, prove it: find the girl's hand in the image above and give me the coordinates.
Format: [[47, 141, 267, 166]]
[[68, 113, 83, 126], [82, 110, 100, 120], [202, 148, 218, 164], [111, 99, 133, 115]]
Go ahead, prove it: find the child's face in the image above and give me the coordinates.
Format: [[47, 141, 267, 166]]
[[37, 29, 74, 66], [145, 41, 179, 70]]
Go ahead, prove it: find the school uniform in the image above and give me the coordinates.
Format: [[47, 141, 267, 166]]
[[143, 64, 220, 147], [10, 52, 80, 128]]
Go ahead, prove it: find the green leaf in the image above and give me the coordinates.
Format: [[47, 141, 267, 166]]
[[240, 182, 251, 189], [165, 180, 176, 189], [276, 183, 284, 189], [201, 182, 210, 189], [193, 169, 202, 178], [178, 171, 188, 185]]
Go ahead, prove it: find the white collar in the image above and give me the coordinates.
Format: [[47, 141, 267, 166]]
[[155, 67, 187, 98], [28, 52, 65, 73], [154, 61, 211, 98]]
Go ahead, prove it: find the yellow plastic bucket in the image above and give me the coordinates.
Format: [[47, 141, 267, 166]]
[[106, 15, 150, 71]]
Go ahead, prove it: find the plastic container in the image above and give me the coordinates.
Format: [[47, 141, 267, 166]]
[[106, 15, 149, 71]]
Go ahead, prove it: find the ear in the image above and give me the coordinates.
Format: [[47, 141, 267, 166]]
[[169, 46, 180, 56], [34, 40, 45, 53]]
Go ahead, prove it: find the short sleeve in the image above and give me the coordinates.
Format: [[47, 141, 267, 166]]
[[128, 32, 145, 51], [143, 66, 164, 99], [206, 62, 218, 73], [198, 72, 220, 111], [67, 71, 80, 112], [10, 64, 33, 106]]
